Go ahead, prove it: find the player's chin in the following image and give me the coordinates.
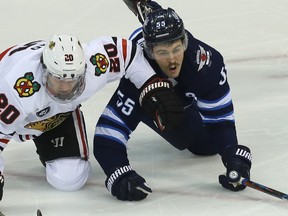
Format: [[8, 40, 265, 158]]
[[168, 69, 180, 78]]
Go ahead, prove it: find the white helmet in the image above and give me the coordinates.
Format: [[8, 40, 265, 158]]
[[42, 34, 86, 103]]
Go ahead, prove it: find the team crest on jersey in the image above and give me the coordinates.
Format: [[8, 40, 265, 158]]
[[24, 112, 70, 132], [196, 45, 211, 71], [90, 53, 109, 76], [14, 72, 40, 97]]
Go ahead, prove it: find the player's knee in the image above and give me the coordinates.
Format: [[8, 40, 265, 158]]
[[45, 158, 91, 191]]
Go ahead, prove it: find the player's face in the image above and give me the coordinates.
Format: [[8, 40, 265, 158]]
[[45, 73, 83, 101], [152, 40, 185, 78]]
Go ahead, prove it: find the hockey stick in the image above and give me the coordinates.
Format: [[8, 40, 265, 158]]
[[0, 209, 41, 216], [241, 178, 288, 200], [37, 209, 42, 216]]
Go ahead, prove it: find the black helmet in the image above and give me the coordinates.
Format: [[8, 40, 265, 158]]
[[143, 8, 188, 58]]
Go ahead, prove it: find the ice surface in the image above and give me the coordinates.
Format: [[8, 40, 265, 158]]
[[0, 0, 288, 215]]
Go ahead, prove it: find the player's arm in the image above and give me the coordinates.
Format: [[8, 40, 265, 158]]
[[94, 139, 152, 201], [191, 38, 252, 191], [94, 104, 150, 202], [0, 132, 13, 201], [0, 92, 23, 201], [96, 85, 182, 201], [93, 83, 152, 201], [0, 42, 42, 201], [0, 116, 16, 202], [196, 61, 252, 191]]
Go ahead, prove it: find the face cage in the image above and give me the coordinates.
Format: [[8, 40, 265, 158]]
[[43, 69, 86, 103], [143, 33, 188, 59]]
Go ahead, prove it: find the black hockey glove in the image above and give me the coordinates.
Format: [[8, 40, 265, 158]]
[[122, 0, 157, 23], [139, 75, 184, 132], [106, 166, 152, 201], [219, 145, 252, 191], [0, 172, 4, 200]]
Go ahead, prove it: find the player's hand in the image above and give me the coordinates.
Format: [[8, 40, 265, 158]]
[[0, 172, 4, 200], [139, 75, 184, 132], [219, 145, 252, 191], [106, 166, 152, 201]]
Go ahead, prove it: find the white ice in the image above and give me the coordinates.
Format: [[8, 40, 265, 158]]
[[0, 0, 288, 215]]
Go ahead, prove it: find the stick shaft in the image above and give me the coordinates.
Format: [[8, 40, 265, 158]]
[[241, 178, 288, 200]]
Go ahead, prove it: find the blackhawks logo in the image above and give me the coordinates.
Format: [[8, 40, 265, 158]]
[[90, 53, 109, 76], [14, 72, 40, 97], [25, 112, 70, 132]]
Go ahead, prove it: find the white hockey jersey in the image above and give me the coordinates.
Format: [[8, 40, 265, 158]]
[[0, 37, 155, 155]]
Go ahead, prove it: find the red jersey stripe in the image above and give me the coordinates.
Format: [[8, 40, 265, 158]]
[[0, 139, 9, 144], [0, 46, 15, 61], [122, 39, 127, 63], [75, 108, 88, 160]]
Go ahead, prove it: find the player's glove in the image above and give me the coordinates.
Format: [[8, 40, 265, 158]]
[[106, 165, 152, 201], [0, 172, 4, 200], [219, 145, 252, 191], [139, 75, 184, 132], [122, 0, 158, 23]]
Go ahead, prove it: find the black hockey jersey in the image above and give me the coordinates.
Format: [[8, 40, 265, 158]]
[[94, 28, 238, 177]]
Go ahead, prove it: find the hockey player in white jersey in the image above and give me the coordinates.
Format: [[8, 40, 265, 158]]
[[0, 34, 183, 200]]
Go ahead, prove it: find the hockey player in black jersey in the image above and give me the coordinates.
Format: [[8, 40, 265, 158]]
[[93, 0, 252, 201]]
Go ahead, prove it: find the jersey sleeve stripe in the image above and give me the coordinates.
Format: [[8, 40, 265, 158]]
[[197, 90, 232, 109], [96, 124, 129, 141], [0, 46, 15, 61], [0, 139, 9, 144], [198, 100, 233, 111], [105, 106, 131, 131], [94, 134, 126, 146], [197, 90, 235, 123], [201, 111, 235, 123], [125, 44, 136, 70], [94, 106, 131, 146], [0, 138, 9, 151], [73, 108, 89, 160], [95, 125, 128, 146], [122, 38, 127, 63], [129, 27, 143, 40]]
